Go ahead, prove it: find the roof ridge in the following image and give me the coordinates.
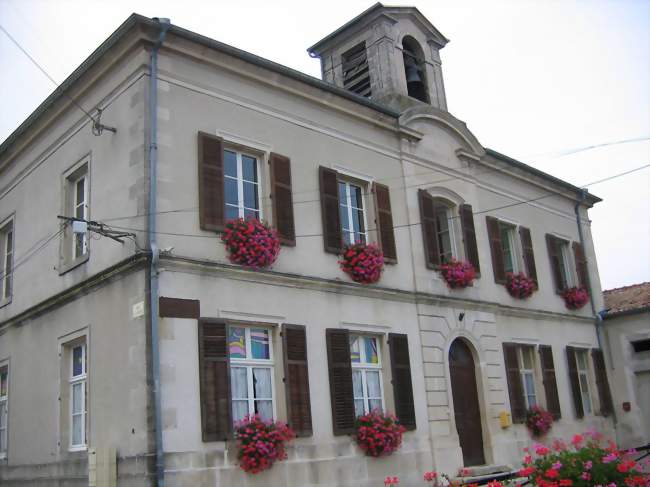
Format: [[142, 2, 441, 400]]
[[603, 282, 650, 294]]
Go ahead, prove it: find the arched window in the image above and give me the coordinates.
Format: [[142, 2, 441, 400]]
[[402, 36, 429, 103]]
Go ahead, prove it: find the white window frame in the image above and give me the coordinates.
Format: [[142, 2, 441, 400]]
[[557, 239, 575, 289], [517, 346, 537, 409], [229, 326, 276, 423], [575, 349, 592, 415], [69, 343, 87, 451], [350, 334, 385, 416], [1, 220, 13, 302], [338, 179, 369, 245], [499, 222, 520, 274], [433, 203, 457, 264], [71, 172, 89, 260], [223, 149, 262, 220], [0, 365, 8, 459]]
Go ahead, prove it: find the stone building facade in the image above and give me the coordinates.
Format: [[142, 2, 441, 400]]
[[0, 4, 614, 486]]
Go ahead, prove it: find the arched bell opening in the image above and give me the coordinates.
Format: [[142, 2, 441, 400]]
[[402, 36, 429, 103]]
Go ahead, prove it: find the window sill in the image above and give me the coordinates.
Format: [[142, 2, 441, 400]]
[[0, 296, 11, 309], [58, 253, 89, 276], [68, 446, 88, 453]]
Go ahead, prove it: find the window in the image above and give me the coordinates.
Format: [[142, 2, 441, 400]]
[[338, 180, 368, 245], [72, 173, 88, 259], [0, 220, 13, 302], [632, 339, 650, 353], [434, 204, 455, 263], [557, 240, 573, 290], [224, 149, 260, 221], [228, 326, 274, 423], [499, 222, 518, 274], [0, 366, 7, 458], [518, 346, 537, 409], [341, 42, 371, 98], [575, 349, 592, 415], [69, 344, 87, 450], [350, 335, 384, 417], [61, 160, 90, 270]]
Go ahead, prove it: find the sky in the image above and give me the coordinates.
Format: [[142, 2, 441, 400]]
[[0, 0, 648, 291]]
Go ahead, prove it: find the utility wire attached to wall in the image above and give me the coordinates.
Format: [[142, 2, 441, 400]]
[[0, 23, 116, 136]]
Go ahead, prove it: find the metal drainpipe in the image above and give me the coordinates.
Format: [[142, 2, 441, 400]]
[[576, 191, 618, 426], [574, 189, 602, 349], [149, 17, 171, 487]]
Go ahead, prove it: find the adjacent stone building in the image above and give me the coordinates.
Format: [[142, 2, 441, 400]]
[[603, 282, 650, 449], [0, 4, 615, 486]]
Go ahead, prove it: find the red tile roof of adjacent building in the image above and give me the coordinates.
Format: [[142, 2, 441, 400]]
[[603, 282, 650, 315]]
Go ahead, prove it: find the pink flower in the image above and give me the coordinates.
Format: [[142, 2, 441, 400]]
[[552, 461, 562, 470], [584, 460, 593, 470], [424, 471, 438, 481], [602, 453, 618, 464]]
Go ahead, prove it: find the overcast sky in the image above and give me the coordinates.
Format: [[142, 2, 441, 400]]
[[1, 0, 648, 291]]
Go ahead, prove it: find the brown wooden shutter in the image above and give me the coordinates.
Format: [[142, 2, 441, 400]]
[[270, 153, 295, 246], [566, 346, 584, 419], [319, 166, 342, 254], [388, 333, 416, 430], [282, 324, 312, 436], [486, 216, 506, 284], [519, 227, 538, 288], [197, 132, 225, 231], [539, 345, 561, 419], [198, 319, 231, 441], [591, 349, 613, 417], [573, 242, 588, 289], [459, 203, 480, 274], [503, 342, 526, 423], [418, 189, 440, 269], [373, 182, 397, 263], [325, 328, 355, 435], [546, 234, 565, 293]]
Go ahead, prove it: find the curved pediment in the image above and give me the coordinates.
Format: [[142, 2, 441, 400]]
[[399, 105, 485, 159]]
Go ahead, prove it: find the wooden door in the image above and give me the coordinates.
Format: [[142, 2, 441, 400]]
[[449, 339, 485, 466]]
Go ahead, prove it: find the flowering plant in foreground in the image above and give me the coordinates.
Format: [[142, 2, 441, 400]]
[[221, 218, 280, 270], [519, 431, 649, 486], [562, 286, 589, 310], [234, 415, 295, 474], [354, 410, 405, 457], [506, 272, 536, 299], [526, 406, 554, 437], [438, 259, 476, 289], [339, 242, 384, 284]]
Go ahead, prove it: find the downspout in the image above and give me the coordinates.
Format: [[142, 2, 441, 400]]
[[574, 189, 602, 349], [148, 17, 171, 487], [575, 191, 617, 425]]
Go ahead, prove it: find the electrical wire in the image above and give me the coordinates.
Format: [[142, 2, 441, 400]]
[[0, 23, 97, 124], [0, 228, 64, 281], [525, 136, 650, 160], [101, 162, 650, 241]]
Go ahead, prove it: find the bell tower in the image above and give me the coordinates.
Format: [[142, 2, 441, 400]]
[[307, 3, 449, 113]]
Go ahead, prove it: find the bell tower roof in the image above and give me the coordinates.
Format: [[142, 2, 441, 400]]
[[307, 3, 450, 112], [307, 3, 448, 55]]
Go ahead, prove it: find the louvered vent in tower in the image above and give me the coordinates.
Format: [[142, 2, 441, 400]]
[[341, 42, 371, 98]]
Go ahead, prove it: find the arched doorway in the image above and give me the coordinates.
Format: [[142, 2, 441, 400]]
[[449, 339, 485, 466]]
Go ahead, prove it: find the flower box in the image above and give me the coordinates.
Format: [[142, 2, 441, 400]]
[[339, 242, 384, 284], [562, 286, 589, 310], [354, 410, 405, 457], [234, 415, 295, 474], [438, 259, 476, 289], [221, 218, 280, 270], [526, 405, 553, 437], [506, 272, 536, 299]]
